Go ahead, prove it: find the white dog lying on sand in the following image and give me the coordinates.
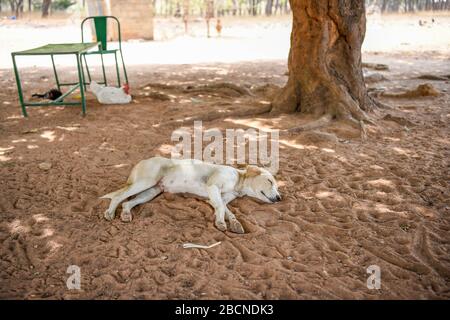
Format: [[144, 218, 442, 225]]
[[101, 157, 281, 233]]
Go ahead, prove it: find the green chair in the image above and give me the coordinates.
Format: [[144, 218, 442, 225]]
[[81, 16, 128, 88]]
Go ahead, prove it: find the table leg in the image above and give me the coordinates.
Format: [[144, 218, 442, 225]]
[[100, 51, 107, 86], [51, 54, 61, 91], [11, 54, 27, 117], [76, 54, 86, 116], [119, 49, 128, 85], [114, 51, 121, 87], [82, 54, 91, 89]]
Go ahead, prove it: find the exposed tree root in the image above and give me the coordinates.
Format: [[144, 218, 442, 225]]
[[141, 82, 254, 98], [382, 114, 415, 127], [144, 92, 172, 101], [360, 120, 367, 141], [336, 116, 368, 141], [286, 114, 333, 133], [416, 74, 450, 81], [160, 103, 272, 128], [367, 93, 391, 109], [364, 72, 388, 83], [141, 83, 182, 91], [252, 84, 281, 100], [362, 62, 389, 71], [297, 131, 339, 145], [284, 103, 375, 140], [381, 83, 441, 98], [270, 78, 297, 114], [183, 83, 254, 97]]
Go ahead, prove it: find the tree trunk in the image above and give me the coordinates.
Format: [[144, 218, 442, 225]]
[[42, 0, 51, 17], [265, 0, 273, 15], [205, 0, 214, 37], [274, 0, 280, 14], [271, 0, 374, 124], [183, 0, 190, 34], [13, 0, 24, 18], [232, 0, 237, 15], [381, 0, 388, 12], [283, 0, 289, 14]]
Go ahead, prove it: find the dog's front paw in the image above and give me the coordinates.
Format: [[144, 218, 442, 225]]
[[215, 220, 227, 232], [120, 211, 133, 222], [104, 210, 115, 221], [229, 219, 245, 234]]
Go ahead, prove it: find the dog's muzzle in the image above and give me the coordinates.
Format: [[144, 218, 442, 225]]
[[261, 191, 282, 203]]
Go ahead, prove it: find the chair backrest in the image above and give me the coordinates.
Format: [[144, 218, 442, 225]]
[[81, 16, 122, 51]]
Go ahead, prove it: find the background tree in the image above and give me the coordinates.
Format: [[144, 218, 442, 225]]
[[42, 0, 51, 17], [205, 0, 214, 37], [271, 0, 378, 131], [4, 0, 448, 17], [183, 0, 190, 33], [265, 0, 273, 15], [151, 0, 448, 17], [8, 0, 24, 18], [367, 0, 450, 12]]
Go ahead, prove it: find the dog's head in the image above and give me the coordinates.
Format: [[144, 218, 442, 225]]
[[242, 165, 281, 203]]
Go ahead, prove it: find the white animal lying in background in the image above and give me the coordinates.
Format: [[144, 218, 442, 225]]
[[89, 81, 131, 104], [101, 157, 281, 234]]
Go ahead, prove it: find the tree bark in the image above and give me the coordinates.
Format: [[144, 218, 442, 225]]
[[183, 0, 190, 34], [231, 0, 237, 15], [12, 0, 24, 18], [42, 0, 51, 18], [266, 0, 273, 15], [271, 0, 375, 123]]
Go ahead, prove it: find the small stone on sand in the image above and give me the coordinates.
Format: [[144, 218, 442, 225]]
[[38, 162, 52, 171]]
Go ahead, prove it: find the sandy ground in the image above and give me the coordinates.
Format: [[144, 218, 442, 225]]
[[0, 15, 450, 299]]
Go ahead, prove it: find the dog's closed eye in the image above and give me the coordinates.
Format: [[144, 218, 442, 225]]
[[268, 179, 273, 186]]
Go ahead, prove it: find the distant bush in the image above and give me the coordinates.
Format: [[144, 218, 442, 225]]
[[51, 0, 76, 11], [32, 0, 76, 11]]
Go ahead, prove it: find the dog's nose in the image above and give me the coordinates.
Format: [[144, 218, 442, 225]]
[[276, 195, 281, 202]]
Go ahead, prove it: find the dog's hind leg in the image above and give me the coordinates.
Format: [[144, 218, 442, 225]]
[[120, 186, 162, 222], [104, 180, 157, 221]]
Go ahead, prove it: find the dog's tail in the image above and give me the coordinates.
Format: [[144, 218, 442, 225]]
[[100, 184, 130, 199]]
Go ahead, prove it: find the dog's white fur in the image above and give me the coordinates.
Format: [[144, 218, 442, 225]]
[[101, 156, 281, 233]]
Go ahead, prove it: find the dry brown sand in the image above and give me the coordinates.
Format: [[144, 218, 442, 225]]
[[0, 52, 449, 299]]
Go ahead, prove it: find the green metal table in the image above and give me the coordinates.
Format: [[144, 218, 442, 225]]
[[11, 42, 100, 117]]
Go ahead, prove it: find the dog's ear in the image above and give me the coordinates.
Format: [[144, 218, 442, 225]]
[[261, 160, 278, 176], [236, 163, 247, 169], [264, 164, 278, 176], [245, 165, 262, 178]]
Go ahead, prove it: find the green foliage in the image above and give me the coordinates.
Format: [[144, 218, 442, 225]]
[[32, 0, 75, 11], [51, 0, 76, 10]]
